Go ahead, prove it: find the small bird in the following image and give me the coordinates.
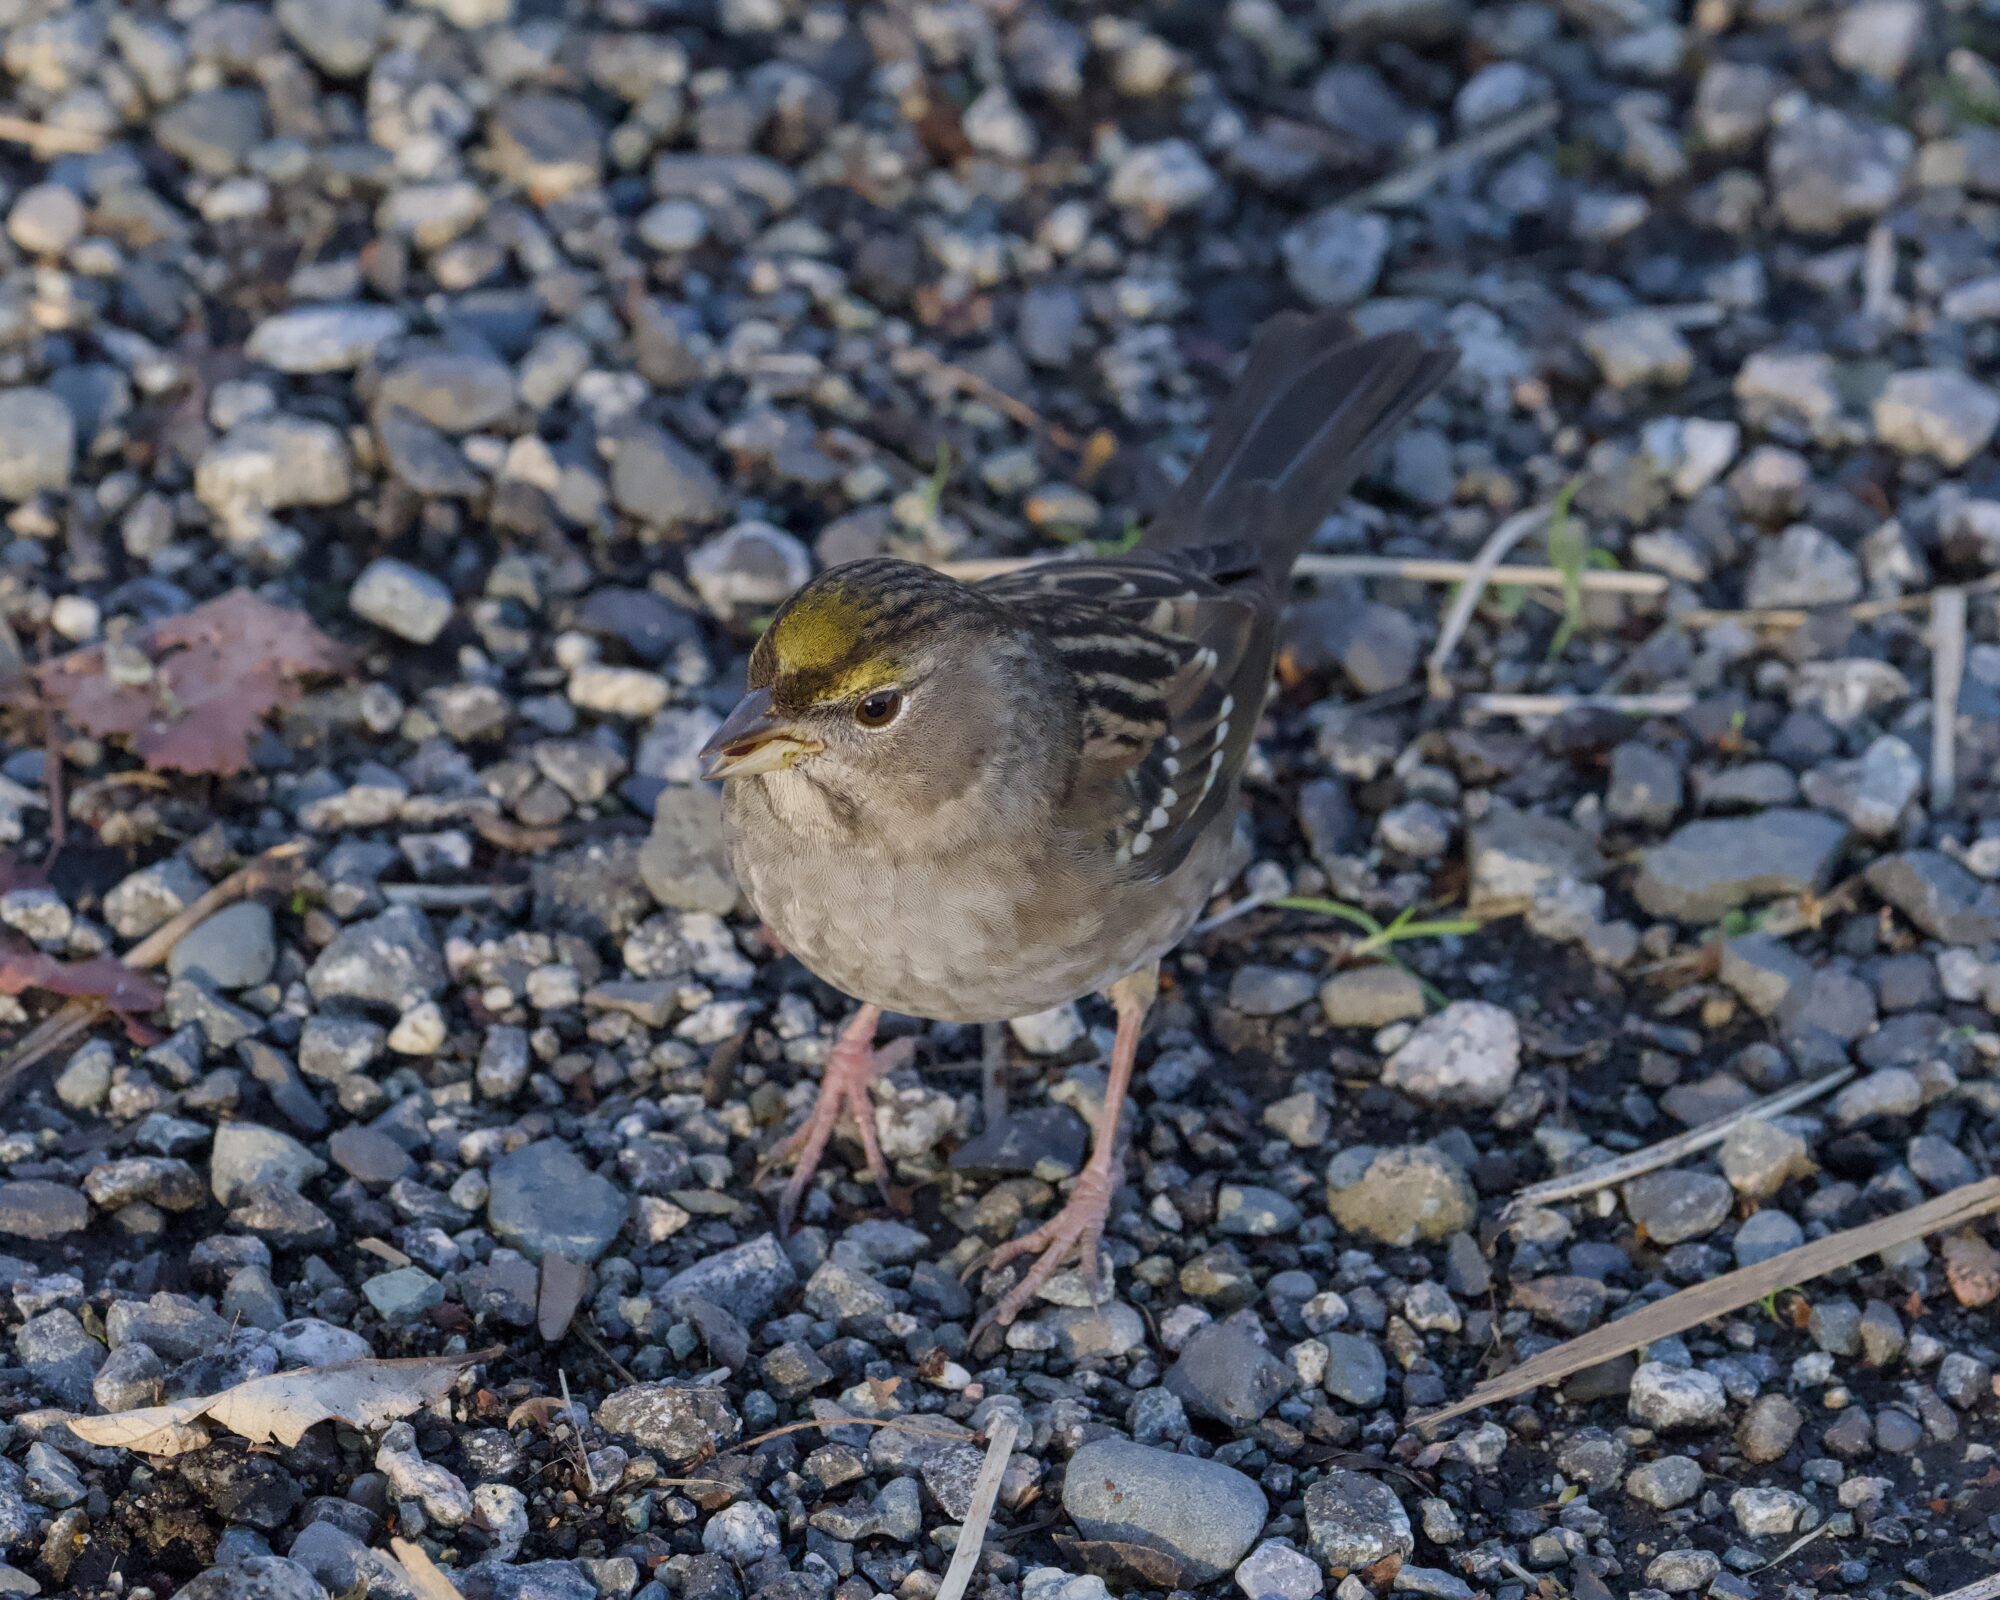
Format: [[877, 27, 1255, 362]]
[[701, 310, 1455, 1328]]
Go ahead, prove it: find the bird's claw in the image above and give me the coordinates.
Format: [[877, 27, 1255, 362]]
[[970, 1161, 1117, 1337], [762, 1031, 915, 1233]]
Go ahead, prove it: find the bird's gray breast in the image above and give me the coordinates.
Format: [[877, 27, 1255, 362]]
[[721, 777, 1216, 1023]]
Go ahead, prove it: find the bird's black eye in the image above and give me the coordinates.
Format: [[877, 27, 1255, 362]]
[[854, 689, 903, 729]]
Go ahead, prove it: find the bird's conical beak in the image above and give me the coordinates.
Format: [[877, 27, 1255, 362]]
[[699, 687, 822, 779]]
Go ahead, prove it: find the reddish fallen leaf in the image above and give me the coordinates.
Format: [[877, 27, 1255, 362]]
[[0, 941, 163, 1013], [23, 591, 349, 777]]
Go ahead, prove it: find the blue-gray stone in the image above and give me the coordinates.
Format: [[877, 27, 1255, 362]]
[[1063, 1437, 1267, 1584], [487, 1140, 626, 1264], [657, 1233, 797, 1324]]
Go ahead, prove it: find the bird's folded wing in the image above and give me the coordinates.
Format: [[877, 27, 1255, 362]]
[[979, 551, 1264, 878]]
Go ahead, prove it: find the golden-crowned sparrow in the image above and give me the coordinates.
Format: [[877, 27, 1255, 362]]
[[701, 310, 1455, 1327]]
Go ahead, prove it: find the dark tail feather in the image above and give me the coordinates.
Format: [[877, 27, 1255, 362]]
[[1146, 312, 1457, 582]]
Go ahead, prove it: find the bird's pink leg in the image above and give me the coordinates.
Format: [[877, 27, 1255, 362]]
[[762, 1005, 913, 1232], [972, 966, 1156, 1333]]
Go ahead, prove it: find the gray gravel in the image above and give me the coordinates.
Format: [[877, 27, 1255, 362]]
[[0, 4, 1991, 1600]]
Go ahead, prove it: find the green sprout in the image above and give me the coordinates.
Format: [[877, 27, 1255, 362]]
[[1048, 510, 1143, 555], [1936, 72, 2000, 129], [919, 442, 952, 520], [1097, 515, 1144, 556], [1489, 584, 1530, 619], [1273, 896, 1484, 1007], [1275, 897, 1484, 957], [1543, 474, 1613, 660], [1718, 907, 1768, 939]]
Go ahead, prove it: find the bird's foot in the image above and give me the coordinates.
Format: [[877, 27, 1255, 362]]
[[970, 1159, 1118, 1335], [760, 1017, 914, 1233]]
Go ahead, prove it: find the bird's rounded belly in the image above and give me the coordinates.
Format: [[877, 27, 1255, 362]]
[[729, 827, 1180, 1024]]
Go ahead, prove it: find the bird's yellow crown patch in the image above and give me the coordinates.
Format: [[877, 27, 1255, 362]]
[[754, 574, 906, 706], [762, 581, 879, 675], [751, 558, 973, 706]]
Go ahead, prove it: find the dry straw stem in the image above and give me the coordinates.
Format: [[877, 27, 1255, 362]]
[[938, 550, 1661, 597], [1296, 553, 1666, 595], [1347, 101, 1561, 208], [0, 114, 104, 156], [1464, 691, 1694, 720], [389, 1538, 466, 1600], [1681, 568, 2000, 630], [1421, 1176, 2000, 1429], [1504, 1068, 1853, 1216], [1932, 586, 1968, 813], [1425, 501, 1557, 698], [933, 1413, 1021, 1600]]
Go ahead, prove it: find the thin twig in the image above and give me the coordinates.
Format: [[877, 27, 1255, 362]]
[[0, 114, 105, 156], [728, 1412, 972, 1455], [1463, 691, 1696, 720], [559, 1370, 601, 1495], [1347, 101, 1561, 209], [900, 348, 1082, 452], [1426, 503, 1556, 699], [38, 624, 64, 858], [1931, 587, 1967, 814], [1419, 1176, 2000, 1429], [1188, 889, 1279, 940], [0, 841, 307, 1099], [1747, 871, 1866, 941], [127, 841, 308, 967], [937, 549, 1665, 597], [1681, 570, 2000, 630], [1504, 1069, 1854, 1216], [934, 1414, 1020, 1600], [571, 1319, 639, 1387]]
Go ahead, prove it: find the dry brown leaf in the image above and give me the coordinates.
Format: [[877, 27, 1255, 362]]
[[1943, 1228, 2000, 1308], [0, 941, 164, 1014], [68, 1347, 496, 1457], [505, 1395, 573, 1433], [26, 590, 349, 777], [1051, 1536, 1185, 1589]]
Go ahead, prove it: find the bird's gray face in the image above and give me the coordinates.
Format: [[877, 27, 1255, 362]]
[[699, 564, 1032, 834]]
